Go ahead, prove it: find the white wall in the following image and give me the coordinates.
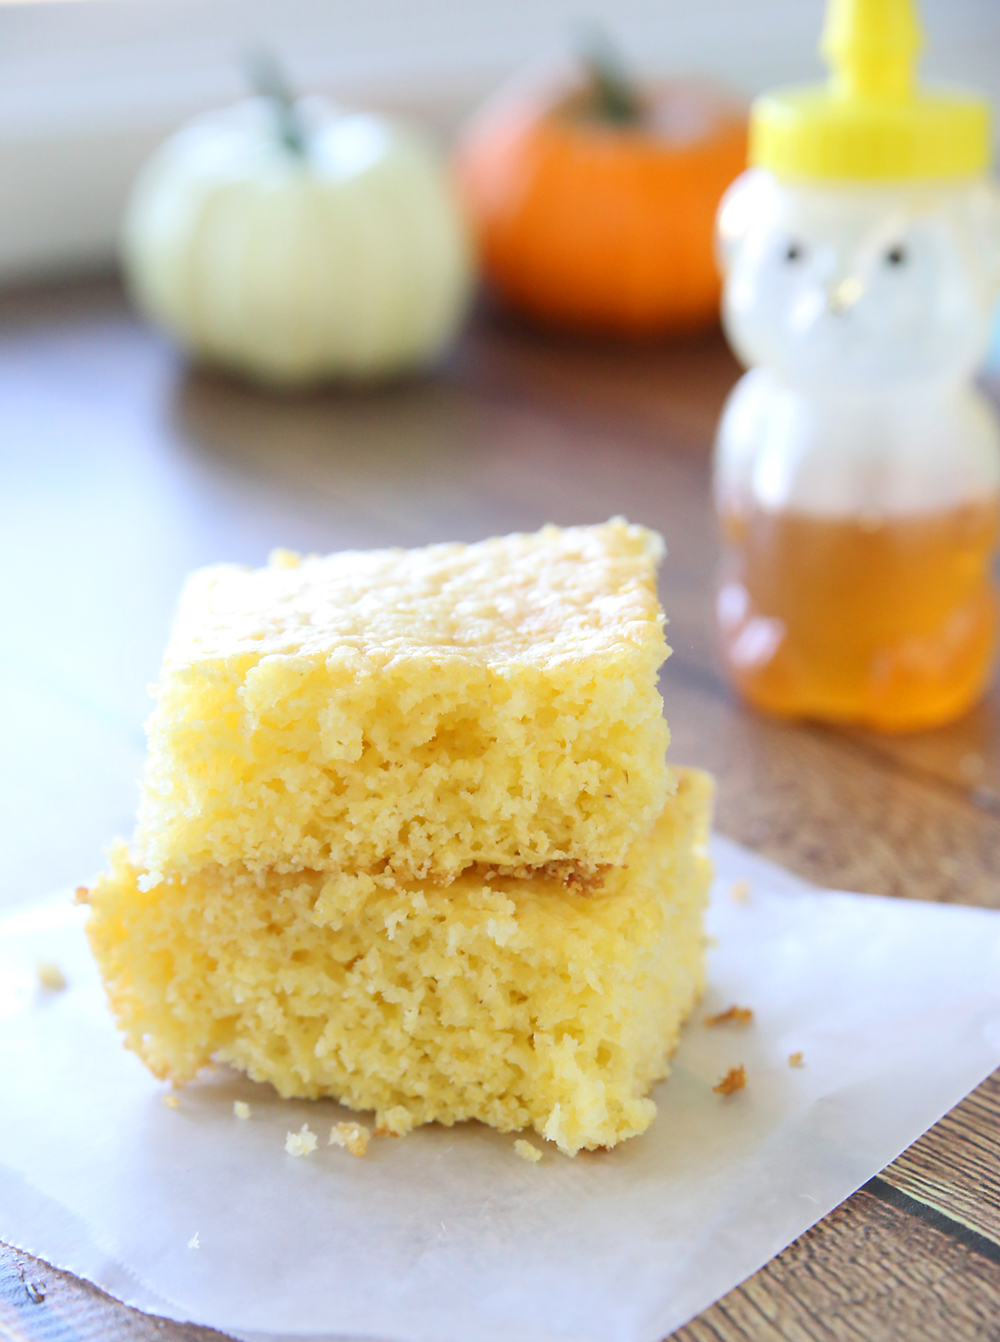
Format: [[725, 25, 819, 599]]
[[0, 0, 997, 279]]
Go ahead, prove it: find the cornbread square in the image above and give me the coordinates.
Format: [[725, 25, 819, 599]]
[[134, 520, 671, 886], [85, 769, 712, 1156]]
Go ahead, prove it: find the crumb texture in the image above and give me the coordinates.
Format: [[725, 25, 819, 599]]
[[134, 521, 671, 883], [514, 1139, 542, 1163], [329, 1121, 370, 1156], [86, 770, 712, 1155], [285, 1124, 317, 1156]]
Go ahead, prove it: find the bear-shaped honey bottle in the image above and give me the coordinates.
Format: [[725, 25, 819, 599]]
[[715, 0, 1000, 731]]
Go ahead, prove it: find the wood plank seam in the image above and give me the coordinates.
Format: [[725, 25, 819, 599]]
[[864, 1176, 1000, 1266]]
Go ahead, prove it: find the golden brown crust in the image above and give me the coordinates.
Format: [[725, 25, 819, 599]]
[[363, 857, 614, 893], [713, 1065, 747, 1095], [705, 1005, 753, 1027]]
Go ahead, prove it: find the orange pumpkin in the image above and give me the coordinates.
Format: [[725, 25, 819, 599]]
[[455, 60, 748, 336]]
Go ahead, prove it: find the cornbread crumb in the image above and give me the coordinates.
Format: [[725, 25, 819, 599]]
[[233, 1101, 251, 1120], [87, 771, 712, 1156], [788, 1051, 805, 1068], [329, 1122, 371, 1157], [285, 1124, 317, 1157], [162, 1093, 180, 1109], [36, 961, 67, 991], [705, 1005, 753, 1027], [714, 1065, 747, 1096], [134, 522, 672, 886], [375, 1105, 414, 1137], [730, 879, 750, 903], [187, 1233, 199, 1249], [74, 886, 90, 904], [514, 1139, 542, 1163]]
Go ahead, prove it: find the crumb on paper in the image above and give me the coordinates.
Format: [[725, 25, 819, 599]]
[[162, 1093, 180, 1109], [705, 1005, 753, 1028], [187, 1232, 199, 1249], [514, 1139, 542, 1163], [74, 885, 90, 905], [285, 1124, 318, 1157], [714, 1065, 747, 1096], [329, 1121, 370, 1156], [730, 878, 750, 903], [36, 961, 67, 991], [788, 1051, 805, 1068], [375, 1105, 414, 1137], [233, 1101, 251, 1120]]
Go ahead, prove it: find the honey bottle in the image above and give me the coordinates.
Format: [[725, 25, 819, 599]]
[[714, 0, 1000, 731]]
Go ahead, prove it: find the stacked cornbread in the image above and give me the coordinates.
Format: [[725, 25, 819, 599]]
[[83, 521, 713, 1154]]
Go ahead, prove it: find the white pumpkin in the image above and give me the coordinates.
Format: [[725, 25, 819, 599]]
[[122, 96, 474, 385]]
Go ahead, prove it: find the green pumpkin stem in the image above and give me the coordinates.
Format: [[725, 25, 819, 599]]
[[247, 49, 308, 156], [576, 24, 643, 124]]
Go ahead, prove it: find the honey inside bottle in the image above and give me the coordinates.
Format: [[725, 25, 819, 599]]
[[710, 0, 1000, 733], [718, 497, 1000, 731]]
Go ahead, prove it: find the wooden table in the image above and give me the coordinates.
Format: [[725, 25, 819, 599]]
[[1, 278, 998, 1341]]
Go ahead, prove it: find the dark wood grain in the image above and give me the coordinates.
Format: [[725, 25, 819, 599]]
[[881, 1069, 1000, 1245], [0, 1243, 227, 1340], [675, 1187, 1000, 1342], [2, 277, 999, 1341]]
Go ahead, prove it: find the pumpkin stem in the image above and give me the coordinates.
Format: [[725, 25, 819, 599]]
[[247, 49, 308, 156], [576, 24, 643, 124]]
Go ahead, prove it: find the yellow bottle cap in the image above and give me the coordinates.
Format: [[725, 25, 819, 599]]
[[750, 0, 992, 182]]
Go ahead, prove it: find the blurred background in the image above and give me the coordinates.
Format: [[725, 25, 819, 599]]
[[2, 0, 1000, 920], [2, 0, 998, 282]]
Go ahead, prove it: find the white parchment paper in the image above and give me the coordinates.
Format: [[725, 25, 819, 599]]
[[2, 836, 1000, 1342]]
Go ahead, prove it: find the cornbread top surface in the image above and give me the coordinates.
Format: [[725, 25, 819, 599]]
[[166, 520, 665, 670]]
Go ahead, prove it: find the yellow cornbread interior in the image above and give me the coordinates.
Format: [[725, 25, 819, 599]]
[[134, 520, 671, 884], [85, 770, 712, 1156]]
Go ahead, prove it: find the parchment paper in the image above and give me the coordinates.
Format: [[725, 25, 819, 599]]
[[2, 836, 999, 1342]]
